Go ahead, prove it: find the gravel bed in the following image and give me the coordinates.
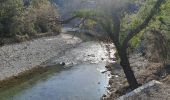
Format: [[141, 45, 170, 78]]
[[0, 34, 82, 81], [0, 32, 113, 82]]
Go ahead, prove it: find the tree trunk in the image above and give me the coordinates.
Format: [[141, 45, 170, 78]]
[[119, 50, 139, 89]]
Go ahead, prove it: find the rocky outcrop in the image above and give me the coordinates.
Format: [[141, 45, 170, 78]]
[[117, 80, 170, 100]]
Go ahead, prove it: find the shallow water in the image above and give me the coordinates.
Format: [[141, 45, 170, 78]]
[[0, 63, 109, 100]]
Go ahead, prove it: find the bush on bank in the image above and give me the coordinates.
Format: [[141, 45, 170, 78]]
[[0, 0, 61, 43]]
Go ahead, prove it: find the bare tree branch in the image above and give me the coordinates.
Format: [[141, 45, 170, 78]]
[[112, 14, 121, 49], [73, 18, 86, 28]]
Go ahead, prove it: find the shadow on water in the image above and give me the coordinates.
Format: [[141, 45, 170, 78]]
[[0, 63, 109, 100], [0, 65, 64, 98]]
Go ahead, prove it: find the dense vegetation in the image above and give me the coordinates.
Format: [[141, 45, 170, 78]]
[[0, 0, 60, 42], [125, 0, 170, 62], [63, 0, 170, 89]]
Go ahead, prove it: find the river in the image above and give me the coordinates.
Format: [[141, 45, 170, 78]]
[[0, 63, 109, 100], [0, 1, 111, 100], [0, 31, 111, 100]]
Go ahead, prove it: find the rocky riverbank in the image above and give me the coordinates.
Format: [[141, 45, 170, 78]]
[[102, 51, 169, 100], [0, 32, 113, 83], [0, 34, 82, 81]]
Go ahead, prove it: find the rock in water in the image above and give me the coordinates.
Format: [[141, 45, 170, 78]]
[[60, 62, 65, 66]]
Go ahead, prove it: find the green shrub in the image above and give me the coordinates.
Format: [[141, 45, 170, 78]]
[[0, 0, 60, 40]]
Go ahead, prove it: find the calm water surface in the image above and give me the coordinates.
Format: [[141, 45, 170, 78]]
[[0, 63, 109, 100]]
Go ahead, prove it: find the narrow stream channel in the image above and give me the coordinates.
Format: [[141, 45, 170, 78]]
[[0, 63, 109, 100]]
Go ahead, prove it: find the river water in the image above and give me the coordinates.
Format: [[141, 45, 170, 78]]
[[0, 63, 109, 100], [0, 1, 110, 100]]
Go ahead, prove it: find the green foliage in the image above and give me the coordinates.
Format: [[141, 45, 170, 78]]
[[72, 0, 168, 53], [0, 0, 24, 37], [120, 0, 157, 41], [23, 0, 60, 35], [0, 0, 60, 40], [155, 0, 170, 60], [72, 0, 154, 49], [130, 31, 144, 49]]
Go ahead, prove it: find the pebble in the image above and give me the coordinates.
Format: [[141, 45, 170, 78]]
[[115, 75, 119, 78]]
